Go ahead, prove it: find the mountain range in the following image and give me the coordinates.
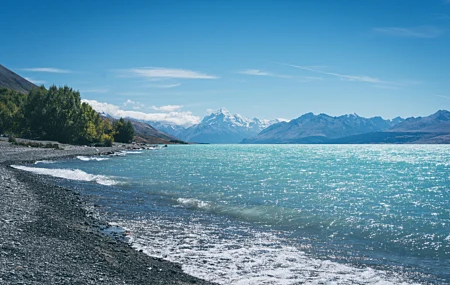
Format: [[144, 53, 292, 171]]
[[389, 110, 450, 133], [169, 108, 282, 143], [243, 110, 450, 144], [144, 109, 450, 145], [242, 113, 404, 144], [145, 108, 282, 144]]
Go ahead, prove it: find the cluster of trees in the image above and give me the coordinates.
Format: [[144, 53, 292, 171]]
[[0, 88, 26, 135], [0, 86, 134, 145]]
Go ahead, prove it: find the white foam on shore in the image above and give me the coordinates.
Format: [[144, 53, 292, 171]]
[[117, 218, 417, 285], [11, 165, 118, 186], [122, 151, 143, 154], [76, 156, 109, 162], [108, 152, 126, 156], [34, 160, 56, 164]]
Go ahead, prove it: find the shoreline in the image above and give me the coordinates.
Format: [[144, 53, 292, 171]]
[[0, 139, 214, 284]]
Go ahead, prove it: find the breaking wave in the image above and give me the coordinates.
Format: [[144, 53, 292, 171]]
[[11, 165, 119, 186], [76, 156, 109, 161], [121, 151, 143, 154], [34, 160, 56, 164]]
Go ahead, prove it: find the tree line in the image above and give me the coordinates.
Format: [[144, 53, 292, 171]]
[[0, 85, 134, 145]]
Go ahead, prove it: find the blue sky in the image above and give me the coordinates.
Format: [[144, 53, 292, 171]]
[[1, 0, 449, 125]]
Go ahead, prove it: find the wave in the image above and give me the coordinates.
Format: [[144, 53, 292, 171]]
[[121, 151, 143, 154], [117, 218, 417, 285], [11, 165, 118, 186], [34, 160, 56, 164], [176, 198, 211, 210], [175, 198, 312, 227], [76, 156, 109, 162]]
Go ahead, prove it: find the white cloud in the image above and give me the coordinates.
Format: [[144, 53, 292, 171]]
[[238, 69, 291, 78], [22, 67, 72, 73], [151, 105, 183, 112], [82, 99, 200, 126], [127, 67, 218, 79], [372, 26, 444, 38], [123, 99, 145, 110], [436, 95, 450, 99], [24, 77, 46, 85], [282, 63, 384, 83]]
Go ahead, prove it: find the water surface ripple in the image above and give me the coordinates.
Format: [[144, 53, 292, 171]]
[[24, 145, 450, 284]]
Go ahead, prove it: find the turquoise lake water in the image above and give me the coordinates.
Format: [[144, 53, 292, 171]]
[[16, 145, 450, 284]]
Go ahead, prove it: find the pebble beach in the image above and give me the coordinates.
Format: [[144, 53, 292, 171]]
[[0, 138, 214, 285]]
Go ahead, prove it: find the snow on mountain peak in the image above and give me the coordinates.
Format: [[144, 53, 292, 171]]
[[213, 107, 231, 116], [188, 108, 281, 140]]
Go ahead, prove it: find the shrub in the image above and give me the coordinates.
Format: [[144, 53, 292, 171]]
[[101, 133, 113, 147], [8, 135, 17, 144]]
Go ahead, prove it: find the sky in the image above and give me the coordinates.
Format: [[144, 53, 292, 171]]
[[1, 0, 449, 126]]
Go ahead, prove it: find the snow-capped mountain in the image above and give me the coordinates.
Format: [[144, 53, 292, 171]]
[[242, 112, 404, 144], [171, 108, 282, 143]]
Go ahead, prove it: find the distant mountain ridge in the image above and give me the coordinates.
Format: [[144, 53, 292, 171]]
[[243, 112, 403, 144], [388, 110, 450, 133], [0, 64, 37, 93]]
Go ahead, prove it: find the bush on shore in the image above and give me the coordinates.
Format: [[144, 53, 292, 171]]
[[8, 135, 16, 144]]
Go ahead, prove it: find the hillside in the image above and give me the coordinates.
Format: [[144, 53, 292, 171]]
[[0, 64, 37, 93], [99, 113, 185, 144], [144, 121, 186, 139], [129, 120, 186, 144]]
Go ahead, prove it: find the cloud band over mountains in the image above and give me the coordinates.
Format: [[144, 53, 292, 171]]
[[83, 99, 200, 126]]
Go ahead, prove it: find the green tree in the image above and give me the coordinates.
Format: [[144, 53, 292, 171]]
[[113, 118, 134, 143], [0, 88, 27, 135], [78, 102, 115, 145], [2, 84, 119, 146], [23, 85, 83, 143]]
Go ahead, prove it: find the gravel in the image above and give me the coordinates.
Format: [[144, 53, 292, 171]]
[[0, 139, 215, 284]]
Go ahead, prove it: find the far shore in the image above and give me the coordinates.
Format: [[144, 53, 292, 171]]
[[0, 138, 214, 285]]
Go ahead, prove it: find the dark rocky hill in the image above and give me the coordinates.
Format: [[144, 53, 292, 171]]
[[0, 64, 37, 93]]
